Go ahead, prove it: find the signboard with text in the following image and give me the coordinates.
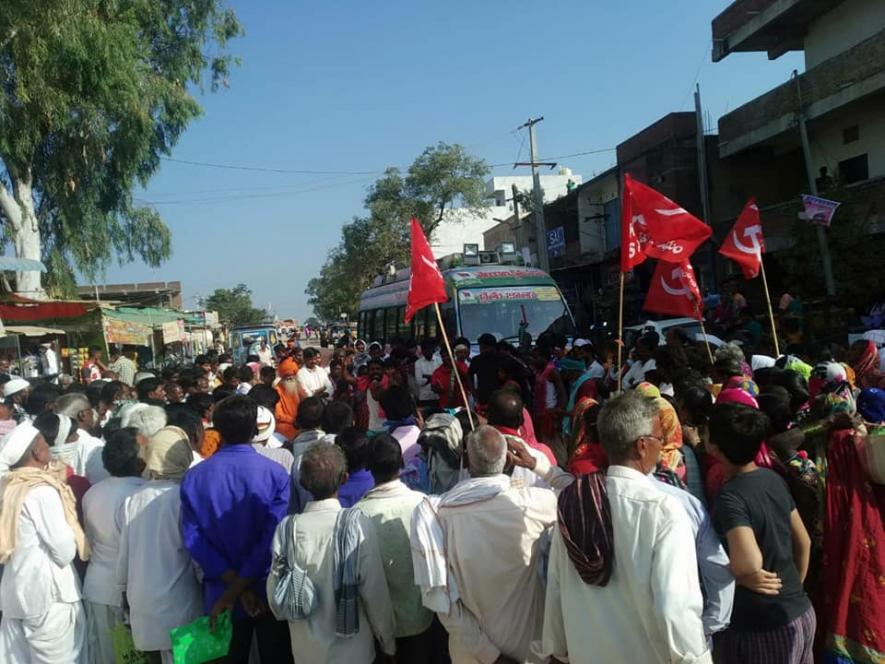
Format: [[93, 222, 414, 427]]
[[546, 226, 566, 258]]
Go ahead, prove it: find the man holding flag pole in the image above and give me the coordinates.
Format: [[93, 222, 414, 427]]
[[404, 217, 475, 430]]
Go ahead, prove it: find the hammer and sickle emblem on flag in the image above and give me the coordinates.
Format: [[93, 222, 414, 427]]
[[660, 266, 690, 297], [732, 224, 763, 256]]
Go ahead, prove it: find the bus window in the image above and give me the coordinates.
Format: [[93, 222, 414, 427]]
[[395, 306, 406, 338], [358, 311, 367, 340], [440, 305, 456, 341], [385, 307, 398, 341], [414, 308, 426, 340], [426, 309, 437, 339], [371, 309, 385, 342]]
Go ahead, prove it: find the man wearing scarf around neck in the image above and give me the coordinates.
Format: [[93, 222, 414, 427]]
[[0, 422, 90, 663], [537, 391, 711, 664]]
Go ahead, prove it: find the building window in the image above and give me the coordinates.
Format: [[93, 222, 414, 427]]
[[842, 125, 859, 145], [839, 154, 869, 184]]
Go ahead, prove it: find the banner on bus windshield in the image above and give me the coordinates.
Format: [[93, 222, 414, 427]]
[[450, 268, 550, 287], [458, 286, 561, 306]]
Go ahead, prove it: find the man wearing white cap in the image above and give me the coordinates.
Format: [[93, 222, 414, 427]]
[[251, 406, 294, 472], [0, 422, 90, 663], [3, 378, 31, 423]]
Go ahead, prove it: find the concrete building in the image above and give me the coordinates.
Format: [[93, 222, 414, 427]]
[[712, 0, 885, 246], [431, 170, 582, 260]]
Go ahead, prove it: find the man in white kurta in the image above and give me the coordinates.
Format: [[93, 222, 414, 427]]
[[55, 393, 108, 484], [0, 422, 88, 663], [82, 428, 146, 664], [412, 425, 557, 664], [268, 443, 395, 664], [537, 391, 712, 664], [116, 427, 201, 662]]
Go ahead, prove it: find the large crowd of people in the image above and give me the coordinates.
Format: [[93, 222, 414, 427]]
[[0, 326, 883, 664]]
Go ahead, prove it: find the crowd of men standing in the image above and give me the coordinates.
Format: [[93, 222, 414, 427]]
[[0, 326, 882, 663]]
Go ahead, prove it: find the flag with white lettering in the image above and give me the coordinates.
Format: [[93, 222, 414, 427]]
[[621, 173, 712, 272]]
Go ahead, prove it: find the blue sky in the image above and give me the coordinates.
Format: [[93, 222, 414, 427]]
[[106, 0, 804, 320]]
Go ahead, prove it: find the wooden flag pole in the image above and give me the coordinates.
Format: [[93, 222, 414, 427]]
[[434, 302, 475, 430], [758, 253, 781, 358], [617, 272, 625, 393], [696, 305, 715, 366]]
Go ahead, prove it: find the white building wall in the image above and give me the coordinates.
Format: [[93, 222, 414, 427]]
[[805, 0, 885, 69], [810, 100, 885, 181], [431, 171, 583, 259], [430, 207, 506, 258], [486, 172, 583, 207], [576, 173, 619, 257]]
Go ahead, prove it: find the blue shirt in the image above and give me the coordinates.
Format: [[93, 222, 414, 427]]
[[338, 469, 374, 508], [180, 444, 290, 613], [654, 478, 735, 636]]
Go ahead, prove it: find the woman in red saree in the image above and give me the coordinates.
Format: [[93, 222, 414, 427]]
[[566, 397, 607, 476], [819, 421, 885, 663]]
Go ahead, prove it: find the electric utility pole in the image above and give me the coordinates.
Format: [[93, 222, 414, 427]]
[[793, 70, 836, 297], [515, 117, 556, 272]]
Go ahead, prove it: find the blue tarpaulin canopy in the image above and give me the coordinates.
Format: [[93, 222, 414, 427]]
[[0, 257, 46, 272]]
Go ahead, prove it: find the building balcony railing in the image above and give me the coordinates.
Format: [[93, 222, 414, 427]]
[[718, 27, 885, 157]]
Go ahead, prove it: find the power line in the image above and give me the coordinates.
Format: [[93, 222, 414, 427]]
[[161, 156, 380, 176], [136, 174, 377, 206]]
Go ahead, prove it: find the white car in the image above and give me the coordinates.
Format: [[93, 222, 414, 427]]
[[624, 318, 704, 347]]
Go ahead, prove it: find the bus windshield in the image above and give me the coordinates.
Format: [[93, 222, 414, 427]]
[[457, 286, 575, 342]]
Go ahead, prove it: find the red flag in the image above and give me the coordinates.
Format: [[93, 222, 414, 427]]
[[621, 173, 712, 271], [643, 260, 703, 320], [405, 218, 448, 324], [719, 198, 765, 279]]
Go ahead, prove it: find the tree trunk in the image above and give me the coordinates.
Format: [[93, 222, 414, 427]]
[[0, 172, 46, 299]]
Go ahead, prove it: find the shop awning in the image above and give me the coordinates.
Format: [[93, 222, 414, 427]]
[[0, 299, 91, 322], [5, 325, 66, 337], [104, 307, 184, 327], [0, 257, 46, 272]]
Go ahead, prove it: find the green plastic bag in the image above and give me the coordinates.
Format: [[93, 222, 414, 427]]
[[169, 611, 233, 664], [111, 623, 150, 664]]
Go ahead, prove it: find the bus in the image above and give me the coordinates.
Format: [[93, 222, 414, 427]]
[[357, 264, 576, 348]]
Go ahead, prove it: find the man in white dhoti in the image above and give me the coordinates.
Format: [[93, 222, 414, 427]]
[[0, 421, 91, 663], [116, 426, 202, 663], [82, 427, 146, 664]]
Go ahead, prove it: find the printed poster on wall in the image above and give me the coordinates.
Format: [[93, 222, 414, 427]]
[[103, 318, 151, 346], [162, 320, 184, 345]]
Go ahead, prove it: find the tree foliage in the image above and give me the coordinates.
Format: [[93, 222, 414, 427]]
[[307, 143, 489, 319], [0, 0, 242, 295], [778, 213, 880, 309], [200, 284, 267, 327]]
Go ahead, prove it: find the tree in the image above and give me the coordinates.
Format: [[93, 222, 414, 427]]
[[200, 284, 267, 327], [0, 0, 241, 297], [778, 213, 879, 309], [366, 142, 491, 236], [307, 143, 490, 319]]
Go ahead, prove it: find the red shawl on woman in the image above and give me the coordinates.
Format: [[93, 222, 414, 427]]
[[819, 426, 885, 663], [853, 340, 885, 390]]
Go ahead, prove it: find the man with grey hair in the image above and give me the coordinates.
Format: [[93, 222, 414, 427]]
[[120, 403, 167, 441], [411, 424, 558, 663], [268, 442, 395, 663], [537, 391, 711, 664], [55, 392, 108, 483]]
